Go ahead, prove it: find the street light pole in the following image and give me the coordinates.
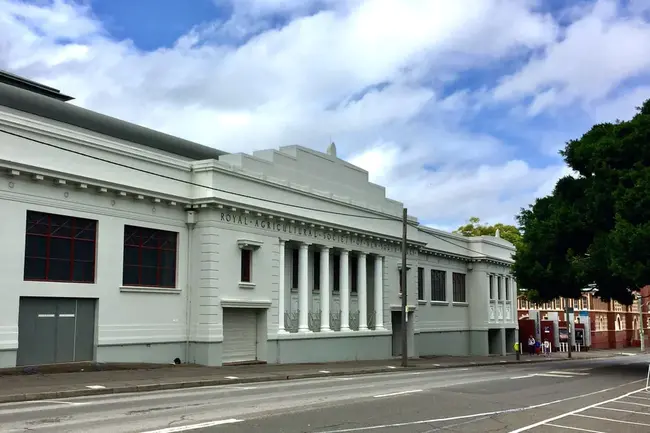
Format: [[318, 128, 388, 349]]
[[638, 294, 645, 352], [400, 208, 408, 368]]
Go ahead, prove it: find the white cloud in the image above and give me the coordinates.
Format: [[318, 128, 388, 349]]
[[493, 0, 650, 114], [0, 0, 647, 230]]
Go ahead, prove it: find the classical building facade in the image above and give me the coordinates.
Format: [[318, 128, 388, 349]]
[[0, 71, 517, 368]]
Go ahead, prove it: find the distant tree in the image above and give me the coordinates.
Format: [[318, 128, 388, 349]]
[[512, 99, 650, 305], [454, 216, 522, 249]]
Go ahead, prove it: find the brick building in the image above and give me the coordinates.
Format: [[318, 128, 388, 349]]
[[517, 286, 650, 350]]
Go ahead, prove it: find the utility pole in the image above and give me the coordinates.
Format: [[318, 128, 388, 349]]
[[638, 294, 645, 352], [564, 306, 573, 359], [401, 207, 408, 368]]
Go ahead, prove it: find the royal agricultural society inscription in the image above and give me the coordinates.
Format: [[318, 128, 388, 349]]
[[220, 212, 413, 254]]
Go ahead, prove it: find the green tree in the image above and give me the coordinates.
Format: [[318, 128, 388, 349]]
[[512, 99, 650, 305], [454, 216, 522, 249]]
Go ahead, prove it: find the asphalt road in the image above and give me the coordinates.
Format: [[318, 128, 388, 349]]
[[0, 355, 648, 433]]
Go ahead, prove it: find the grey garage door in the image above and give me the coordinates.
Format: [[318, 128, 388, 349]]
[[222, 308, 258, 364], [17, 297, 96, 366]]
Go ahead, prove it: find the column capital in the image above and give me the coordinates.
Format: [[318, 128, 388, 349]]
[[357, 251, 367, 257], [299, 242, 311, 249], [320, 245, 331, 252], [339, 248, 350, 254], [278, 237, 287, 244]]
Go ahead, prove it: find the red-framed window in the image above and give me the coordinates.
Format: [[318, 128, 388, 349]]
[[24, 210, 97, 283], [123, 225, 178, 288], [240, 248, 252, 282]]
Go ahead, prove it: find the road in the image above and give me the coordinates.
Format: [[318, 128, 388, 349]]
[[0, 355, 648, 433]]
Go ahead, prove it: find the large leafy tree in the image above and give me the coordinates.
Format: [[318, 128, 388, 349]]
[[454, 217, 522, 249], [512, 100, 650, 305]]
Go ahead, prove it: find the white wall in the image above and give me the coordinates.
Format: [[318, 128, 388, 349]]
[[0, 175, 189, 354]]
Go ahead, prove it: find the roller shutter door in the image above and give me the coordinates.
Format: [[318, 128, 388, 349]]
[[222, 308, 258, 364]]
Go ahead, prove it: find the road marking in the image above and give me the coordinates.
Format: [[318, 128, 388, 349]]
[[373, 389, 422, 398], [224, 376, 239, 379], [510, 375, 535, 380], [86, 385, 106, 389], [40, 400, 86, 406], [614, 399, 650, 408], [315, 379, 644, 433], [599, 406, 650, 416], [386, 366, 396, 369], [507, 387, 648, 432], [319, 370, 331, 373], [545, 424, 605, 433], [138, 418, 243, 432], [548, 370, 590, 375], [574, 413, 650, 427], [628, 395, 650, 401]]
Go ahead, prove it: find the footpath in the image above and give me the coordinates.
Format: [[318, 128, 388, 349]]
[[0, 349, 637, 404]]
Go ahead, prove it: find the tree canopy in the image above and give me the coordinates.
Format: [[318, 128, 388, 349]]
[[512, 99, 650, 305], [454, 217, 522, 249]]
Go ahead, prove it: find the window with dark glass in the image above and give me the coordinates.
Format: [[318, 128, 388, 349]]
[[452, 272, 467, 303], [313, 251, 320, 291], [505, 278, 510, 300], [350, 256, 358, 293], [417, 267, 424, 300], [240, 249, 252, 282], [24, 210, 97, 283], [489, 275, 495, 299], [398, 269, 403, 293], [123, 225, 178, 288], [292, 249, 299, 289], [332, 254, 340, 292], [431, 269, 446, 301]]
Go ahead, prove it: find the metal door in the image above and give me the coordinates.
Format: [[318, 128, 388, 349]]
[[17, 297, 96, 366]]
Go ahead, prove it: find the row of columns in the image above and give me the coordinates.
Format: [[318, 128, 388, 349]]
[[277, 240, 384, 334]]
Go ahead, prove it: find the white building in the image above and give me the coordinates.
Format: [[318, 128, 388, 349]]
[[0, 71, 517, 368]]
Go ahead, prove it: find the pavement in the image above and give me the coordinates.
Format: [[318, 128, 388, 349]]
[[0, 349, 630, 404], [0, 352, 648, 432]]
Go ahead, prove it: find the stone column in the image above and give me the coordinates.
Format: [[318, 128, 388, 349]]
[[358, 252, 368, 331], [320, 246, 332, 332], [278, 239, 288, 334], [374, 255, 384, 330], [340, 249, 350, 331], [298, 242, 311, 333]]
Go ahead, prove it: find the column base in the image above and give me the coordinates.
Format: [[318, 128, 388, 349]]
[[298, 328, 312, 333], [277, 329, 290, 335], [374, 325, 385, 331], [320, 327, 334, 332], [340, 326, 351, 332], [358, 326, 368, 331]]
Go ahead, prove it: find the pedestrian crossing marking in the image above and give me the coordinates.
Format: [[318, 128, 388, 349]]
[[510, 369, 591, 380]]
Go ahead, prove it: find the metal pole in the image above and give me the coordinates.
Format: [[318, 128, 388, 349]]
[[639, 294, 645, 352], [401, 208, 408, 368], [565, 306, 572, 359]]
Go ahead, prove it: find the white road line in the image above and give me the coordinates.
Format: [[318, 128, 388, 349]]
[[535, 373, 577, 378], [507, 387, 647, 433], [224, 376, 239, 379], [86, 385, 106, 389], [316, 379, 644, 433], [138, 418, 243, 433], [627, 395, 650, 401], [545, 424, 605, 433], [510, 375, 535, 380], [599, 406, 650, 416], [574, 413, 650, 427], [319, 370, 331, 373], [373, 389, 422, 398], [40, 400, 87, 406], [614, 400, 650, 408], [548, 371, 590, 376]]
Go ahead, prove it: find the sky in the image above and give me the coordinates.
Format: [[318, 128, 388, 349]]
[[1, 0, 650, 231]]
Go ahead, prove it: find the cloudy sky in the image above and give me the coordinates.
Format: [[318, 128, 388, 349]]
[[1, 0, 649, 231]]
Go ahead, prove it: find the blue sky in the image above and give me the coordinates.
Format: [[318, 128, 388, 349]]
[[1, 0, 650, 230]]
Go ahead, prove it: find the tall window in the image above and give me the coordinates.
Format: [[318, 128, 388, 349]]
[[24, 210, 97, 283], [240, 249, 252, 282], [291, 249, 299, 289], [333, 254, 340, 292], [452, 272, 467, 303], [398, 269, 403, 294], [489, 275, 495, 299], [417, 267, 424, 300], [123, 225, 177, 288], [497, 276, 503, 300], [350, 256, 358, 293], [505, 278, 511, 300], [313, 251, 321, 291], [431, 270, 446, 301]]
